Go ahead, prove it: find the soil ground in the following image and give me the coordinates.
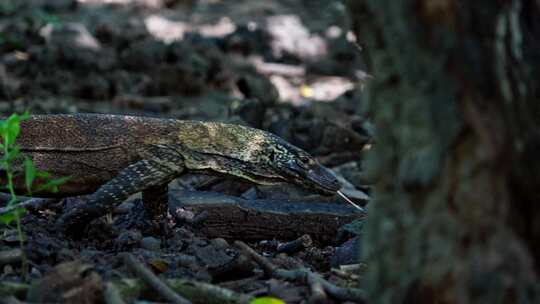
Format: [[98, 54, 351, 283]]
[[0, 1, 369, 303]]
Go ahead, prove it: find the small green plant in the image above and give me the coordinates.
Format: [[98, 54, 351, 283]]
[[0, 112, 68, 278], [250, 297, 285, 304], [0, 32, 25, 51]]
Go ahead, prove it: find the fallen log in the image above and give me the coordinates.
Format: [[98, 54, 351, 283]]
[[170, 190, 363, 243]]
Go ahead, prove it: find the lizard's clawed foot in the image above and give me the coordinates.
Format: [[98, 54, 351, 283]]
[[55, 197, 99, 237]]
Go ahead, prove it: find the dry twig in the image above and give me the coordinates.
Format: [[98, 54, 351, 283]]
[[0, 249, 22, 265], [122, 253, 191, 304], [234, 241, 365, 303], [104, 282, 127, 304], [0, 197, 58, 214], [277, 234, 313, 254], [113, 278, 252, 304]]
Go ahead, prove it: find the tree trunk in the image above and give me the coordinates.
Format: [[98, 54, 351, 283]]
[[347, 0, 540, 303]]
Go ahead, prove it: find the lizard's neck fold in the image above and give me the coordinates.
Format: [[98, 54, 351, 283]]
[[175, 121, 274, 163]]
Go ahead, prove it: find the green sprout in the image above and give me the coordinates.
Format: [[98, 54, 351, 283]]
[[250, 297, 285, 304], [0, 112, 68, 279]]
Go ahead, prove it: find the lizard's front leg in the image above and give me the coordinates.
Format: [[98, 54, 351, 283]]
[[142, 183, 169, 236], [56, 154, 183, 235]]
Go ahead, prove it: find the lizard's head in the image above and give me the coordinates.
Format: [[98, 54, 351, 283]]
[[177, 122, 341, 195], [264, 138, 342, 195]]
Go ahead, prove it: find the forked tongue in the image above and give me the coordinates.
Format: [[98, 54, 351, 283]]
[[337, 190, 366, 213]]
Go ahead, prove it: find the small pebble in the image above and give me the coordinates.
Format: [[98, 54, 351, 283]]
[[140, 237, 161, 251], [80, 250, 101, 260], [116, 230, 143, 246], [3, 265, 14, 275], [210, 238, 229, 249], [30, 267, 42, 278]]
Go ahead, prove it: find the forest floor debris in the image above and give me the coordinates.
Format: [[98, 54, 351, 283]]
[[0, 0, 369, 302]]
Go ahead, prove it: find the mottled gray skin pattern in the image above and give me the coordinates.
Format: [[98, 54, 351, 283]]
[[6, 114, 341, 234]]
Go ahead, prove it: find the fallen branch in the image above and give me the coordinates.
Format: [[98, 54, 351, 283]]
[[113, 278, 252, 304], [0, 197, 58, 214], [252, 60, 306, 77], [0, 249, 23, 265], [0, 281, 28, 299], [277, 234, 313, 254], [234, 241, 365, 303], [2, 296, 25, 304], [122, 253, 191, 304], [104, 282, 126, 304], [0, 193, 26, 204], [307, 273, 328, 304]]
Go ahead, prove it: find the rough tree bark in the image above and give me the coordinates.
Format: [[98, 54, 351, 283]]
[[347, 0, 540, 303]]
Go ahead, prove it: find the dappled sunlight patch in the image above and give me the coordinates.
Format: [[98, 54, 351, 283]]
[[144, 14, 188, 43], [248, 57, 356, 104], [144, 14, 235, 43], [266, 14, 328, 61], [40, 23, 101, 51], [197, 16, 236, 37], [301, 77, 355, 101], [77, 0, 162, 8]]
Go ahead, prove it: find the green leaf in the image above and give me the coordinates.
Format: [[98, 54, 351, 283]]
[[36, 176, 70, 193], [4, 113, 22, 146], [0, 208, 26, 225], [250, 297, 285, 304], [35, 170, 51, 178], [1, 145, 20, 163], [19, 111, 30, 120], [0, 211, 15, 225], [24, 158, 36, 194], [14, 207, 26, 217], [0, 112, 28, 147]]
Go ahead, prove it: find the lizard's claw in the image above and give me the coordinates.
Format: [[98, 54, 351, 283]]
[[55, 197, 96, 237]]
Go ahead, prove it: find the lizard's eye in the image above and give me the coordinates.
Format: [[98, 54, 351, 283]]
[[300, 154, 311, 163], [296, 155, 311, 169]]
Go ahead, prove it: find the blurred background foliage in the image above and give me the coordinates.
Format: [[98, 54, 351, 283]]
[[348, 0, 540, 303]]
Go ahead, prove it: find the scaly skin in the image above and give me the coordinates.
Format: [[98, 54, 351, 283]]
[[2, 114, 341, 234]]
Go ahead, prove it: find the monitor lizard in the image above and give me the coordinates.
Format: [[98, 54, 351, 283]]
[[2, 113, 348, 235]]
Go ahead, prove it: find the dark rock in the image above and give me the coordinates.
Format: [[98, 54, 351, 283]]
[[119, 39, 167, 71], [36, 23, 117, 72], [75, 73, 112, 100], [191, 243, 253, 281], [210, 238, 229, 250], [94, 16, 150, 47], [113, 95, 172, 113], [306, 36, 365, 78], [33, 0, 78, 13], [40, 22, 100, 50], [222, 24, 272, 57], [151, 63, 203, 96], [192, 244, 233, 267], [27, 261, 104, 304], [331, 236, 362, 267], [140, 237, 161, 251], [115, 230, 143, 250], [79, 249, 102, 261], [170, 190, 362, 243]]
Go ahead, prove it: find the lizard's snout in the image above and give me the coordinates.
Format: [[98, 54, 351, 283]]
[[305, 165, 342, 193], [285, 159, 341, 194]]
